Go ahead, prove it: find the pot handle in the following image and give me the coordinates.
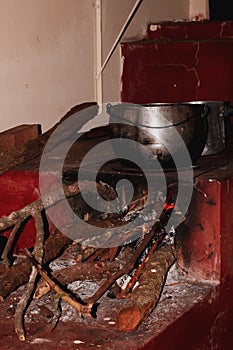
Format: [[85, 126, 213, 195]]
[[106, 103, 112, 115], [201, 104, 211, 119]]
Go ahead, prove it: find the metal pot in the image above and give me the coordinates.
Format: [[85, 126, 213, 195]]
[[107, 102, 208, 168]]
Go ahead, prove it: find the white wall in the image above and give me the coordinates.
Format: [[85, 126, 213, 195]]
[[0, 0, 208, 132], [0, 0, 95, 132], [101, 0, 191, 103], [189, 0, 210, 20]]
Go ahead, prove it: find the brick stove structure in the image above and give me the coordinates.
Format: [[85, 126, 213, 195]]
[[0, 20, 233, 349]]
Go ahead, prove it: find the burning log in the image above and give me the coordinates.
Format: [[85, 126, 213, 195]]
[[117, 243, 176, 331]]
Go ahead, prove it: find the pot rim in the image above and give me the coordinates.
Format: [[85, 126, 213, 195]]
[[107, 102, 206, 129], [184, 100, 225, 104], [109, 102, 205, 107]]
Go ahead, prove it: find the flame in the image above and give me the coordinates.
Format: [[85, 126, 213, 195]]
[[163, 202, 175, 210], [163, 192, 175, 211]]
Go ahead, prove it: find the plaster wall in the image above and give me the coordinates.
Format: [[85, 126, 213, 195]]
[[0, 0, 207, 132], [0, 0, 95, 132]]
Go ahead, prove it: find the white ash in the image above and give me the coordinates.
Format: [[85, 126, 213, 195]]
[[49, 258, 76, 271], [30, 338, 52, 344], [67, 280, 99, 297], [74, 339, 85, 344], [59, 280, 100, 322], [162, 225, 176, 245]]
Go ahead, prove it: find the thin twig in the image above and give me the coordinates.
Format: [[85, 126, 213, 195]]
[[24, 249, 92, 317], [118, 237, 161, 298], [0, 230, 72, 300], [50, 297, 62, 332], [2, 222, 21, 267], [14, 266, 38, 341], [33, 212, 46, 263], [14, 213, 45, 341], [34, 259, 121, 299], [0, 180, 117, 232]]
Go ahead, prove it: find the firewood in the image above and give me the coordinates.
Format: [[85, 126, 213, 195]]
[[82, 208, 172, 308], [0, 179, 115, 299], [117, 244, 176, 331], [1, 222, 21, 267], [14, 266, 38, 341], [34, 260, 121, 299], [86, 247, 119, 262], [24, 249, 91, 317], [14, 213, 45, 341], [0, 178, 116, 267], [0, 180, 116, 233], [117, 233, 163, 298], [0, 230, 72, 299]]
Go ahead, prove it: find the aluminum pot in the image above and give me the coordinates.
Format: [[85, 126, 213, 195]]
[[107, 102, 208, 169]]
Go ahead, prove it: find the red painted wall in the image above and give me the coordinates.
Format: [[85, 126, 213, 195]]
[[121, 21, 233, 105]]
